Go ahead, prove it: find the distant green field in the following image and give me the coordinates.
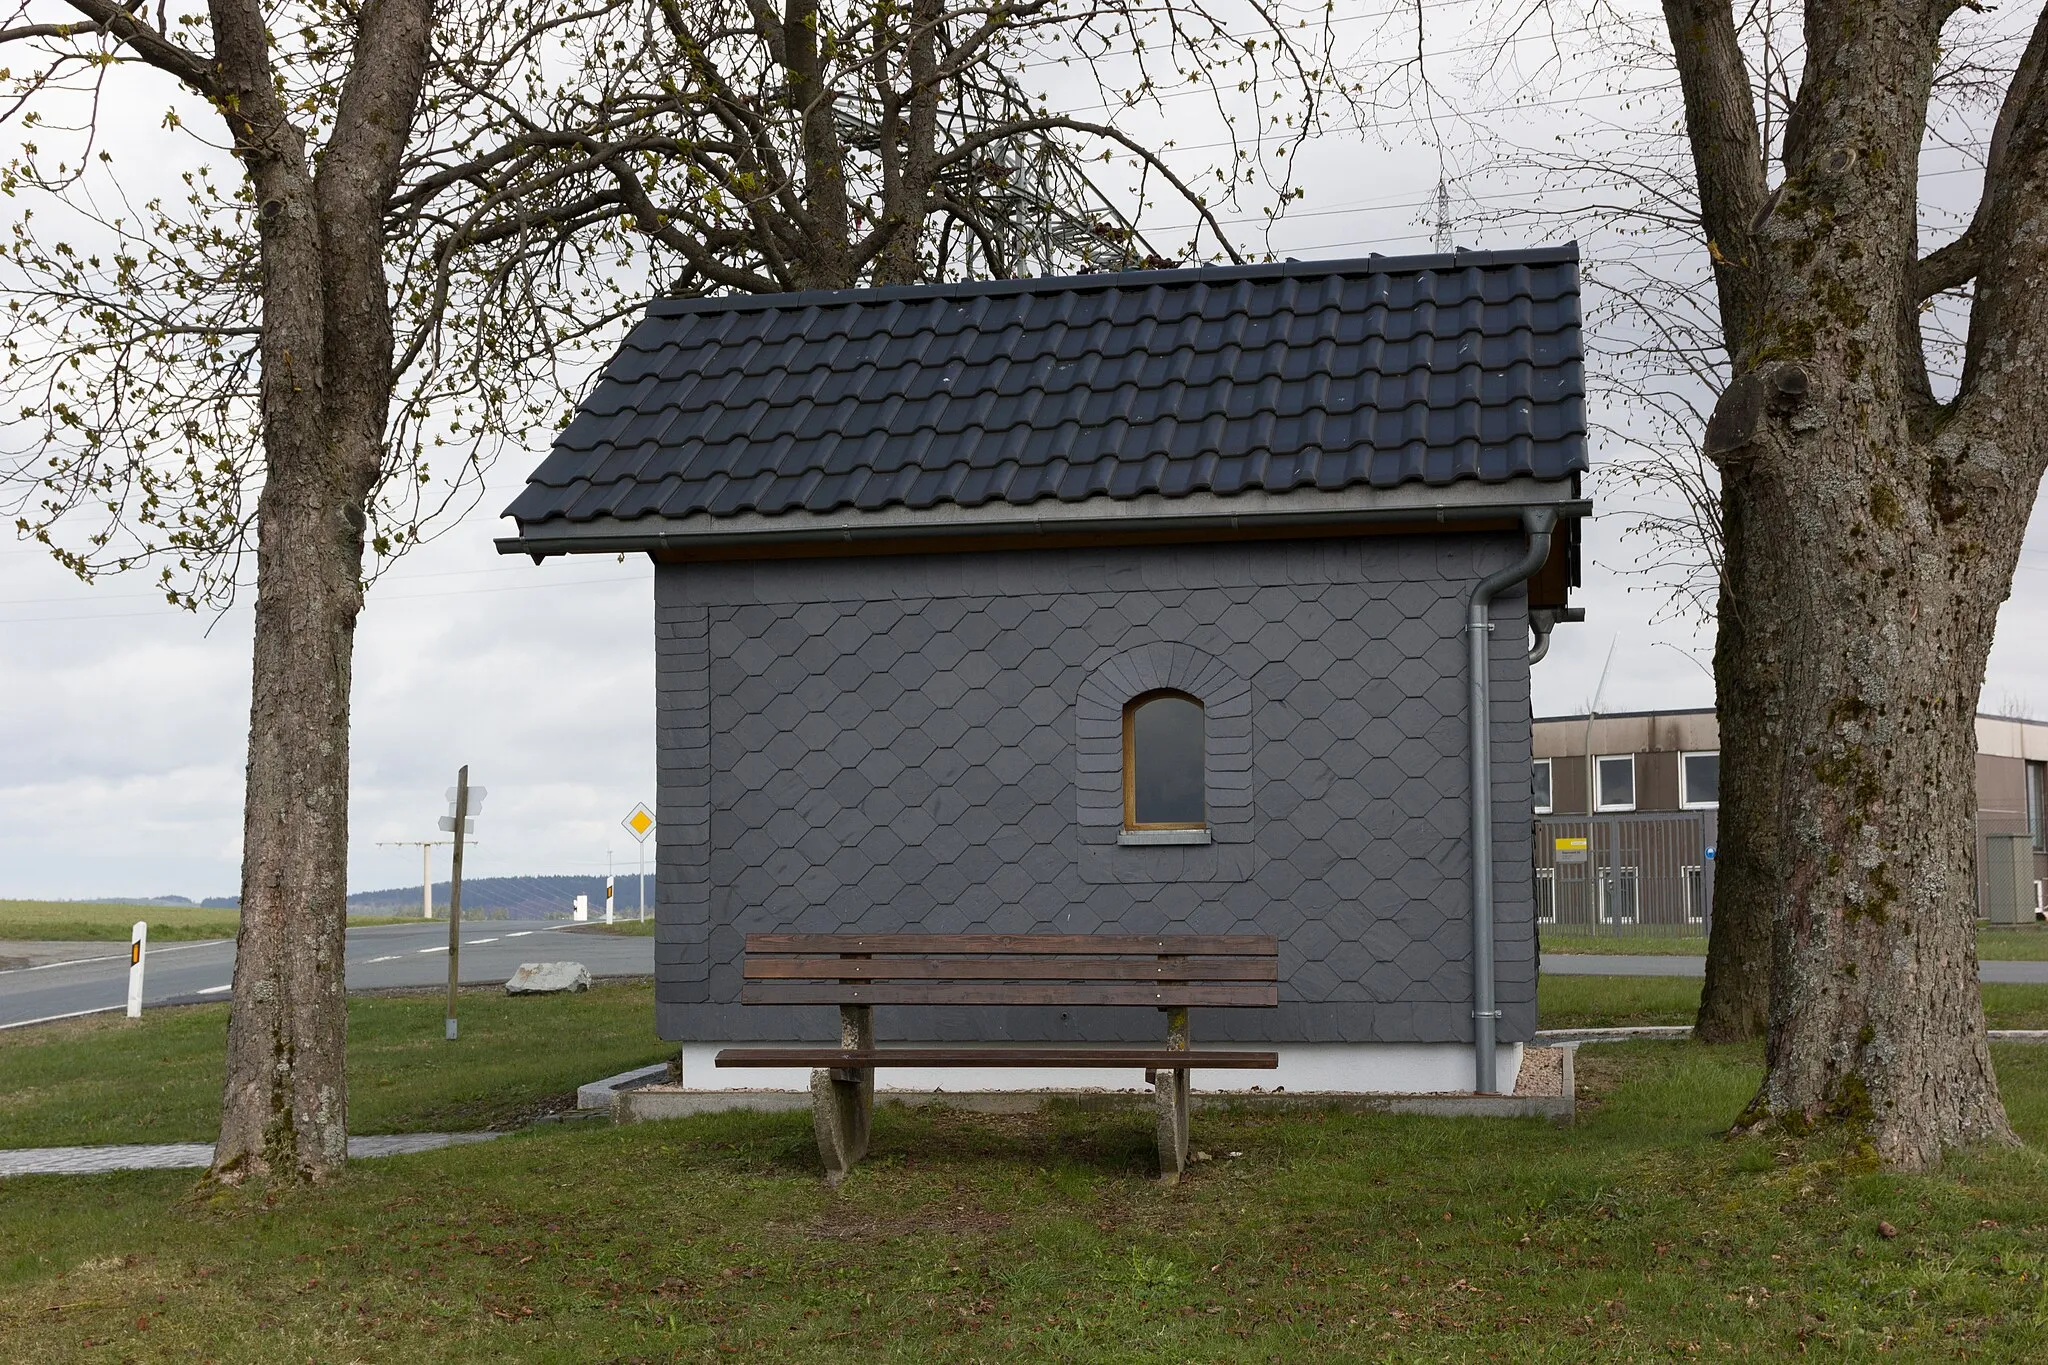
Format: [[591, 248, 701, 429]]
[[0, 900, 417, 943], [1542, 924, 2048, 961]]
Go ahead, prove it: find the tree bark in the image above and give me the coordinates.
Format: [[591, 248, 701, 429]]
[[1662, 0, 1774, 1042], [1693, 488, 1775, 1042], [210, 0, 437, 1183], [1670, 0, 2048, 1166]]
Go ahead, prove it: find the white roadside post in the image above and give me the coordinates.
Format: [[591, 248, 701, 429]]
[[438, 773, 486, 1040], [126, 920, 147, 1019], [605, 872, 615, 925], [573, 893, 589, 922], [622, 803, 655, 923]]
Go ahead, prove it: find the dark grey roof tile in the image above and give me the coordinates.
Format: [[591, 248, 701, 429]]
[[505, 246, 1587, 533]]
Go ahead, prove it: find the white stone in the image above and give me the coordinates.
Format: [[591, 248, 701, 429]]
[[504, 961, 591, 995]]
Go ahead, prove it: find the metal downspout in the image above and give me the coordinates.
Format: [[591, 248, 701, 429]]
[[1466, 508, 1557, 1094]]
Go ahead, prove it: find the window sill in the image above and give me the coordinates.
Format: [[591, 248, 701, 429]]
[[1118, 829, 1212, 847]]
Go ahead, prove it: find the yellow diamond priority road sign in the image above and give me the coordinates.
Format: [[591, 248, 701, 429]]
[[623, 803, 655, 842]]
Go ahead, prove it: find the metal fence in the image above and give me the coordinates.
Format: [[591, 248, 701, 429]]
[[1532, 809, 2046, 937], [1534, 811, 1716, 940], [1978, 811, 2047, 924]]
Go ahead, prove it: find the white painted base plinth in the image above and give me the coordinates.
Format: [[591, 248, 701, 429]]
[[680, 1042, 1528, 1096]]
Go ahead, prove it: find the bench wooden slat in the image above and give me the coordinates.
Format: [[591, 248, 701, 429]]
[[741, 981, 1278, 1008], [715, 1047, 1279, 1069], [743, 933, 1276, 957], [743, 956, 1278, 982]]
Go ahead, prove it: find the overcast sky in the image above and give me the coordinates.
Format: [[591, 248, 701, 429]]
[[3, 5, 2044, 902]]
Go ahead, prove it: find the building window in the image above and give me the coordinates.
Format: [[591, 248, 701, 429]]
[[1595, 755, 1636, 812], [1533, 758, 1553, 814], [1681, 751, 1721, 809], [2029, 760, 2047, 853], [1124, 691, 1206, 830]]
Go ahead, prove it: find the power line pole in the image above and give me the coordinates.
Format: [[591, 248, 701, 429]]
[[376, 839, 452, 918], [1433, 177, 1453, 253]]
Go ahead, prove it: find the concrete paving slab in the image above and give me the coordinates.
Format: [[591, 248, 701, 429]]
[[0, 1130, 504, 1178]]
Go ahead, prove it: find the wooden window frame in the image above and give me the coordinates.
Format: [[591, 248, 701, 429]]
[[1123, 689, 1208, 831]]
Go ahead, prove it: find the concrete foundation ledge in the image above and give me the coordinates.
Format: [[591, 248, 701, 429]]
[[576, 1062, 672, 1113], [617, 1075, 1573, 1126]]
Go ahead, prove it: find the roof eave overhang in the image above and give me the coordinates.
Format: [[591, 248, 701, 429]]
[[496, 476, 1590, 561]]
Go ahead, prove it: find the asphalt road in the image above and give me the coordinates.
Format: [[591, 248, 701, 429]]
[[0, 920, 655, 1029], [1542, 953, 2048, 984]]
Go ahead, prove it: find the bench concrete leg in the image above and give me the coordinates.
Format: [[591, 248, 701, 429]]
[[811, 1004, 874, 1185], [1156, 1002, 1192, 1183]]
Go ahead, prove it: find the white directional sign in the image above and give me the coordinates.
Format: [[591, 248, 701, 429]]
[[622, 803, 655, 843], [439, 785, 487, 834]]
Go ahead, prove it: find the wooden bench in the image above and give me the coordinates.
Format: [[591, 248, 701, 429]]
[[715, 933, 1280, 1183]]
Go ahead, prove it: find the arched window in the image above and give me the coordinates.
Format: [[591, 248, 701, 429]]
[[1123, 690, 1206, 830]]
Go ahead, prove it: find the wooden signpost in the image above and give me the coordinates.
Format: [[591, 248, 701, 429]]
[[437, 768, 484, 1040]]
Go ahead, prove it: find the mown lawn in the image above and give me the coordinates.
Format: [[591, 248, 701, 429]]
[[561, 918, 659, 937], [5, 1042, 2048, 1360], [1542, 924, 2048, 961], [1537, 974, 2048, 1032], [0, 983, 669, 1148]]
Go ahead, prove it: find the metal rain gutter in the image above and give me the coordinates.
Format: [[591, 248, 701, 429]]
[[497, 498, 1591, 559], [1465, 506, 1558, 1095]]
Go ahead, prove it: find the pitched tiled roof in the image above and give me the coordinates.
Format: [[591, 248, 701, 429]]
[[503, 246, 1587, 533]]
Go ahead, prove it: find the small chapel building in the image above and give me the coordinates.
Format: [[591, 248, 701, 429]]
[[501, 246, 1590, 1095]]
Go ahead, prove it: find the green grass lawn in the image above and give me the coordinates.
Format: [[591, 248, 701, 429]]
[[0, 983, 669, 1148], [6, 1040, 2048, 1359], [1542, 924, 2048, 961], [561, 918, 658, 937], [0, 900, 425, 942], [1538, 973, 2048, 1032]]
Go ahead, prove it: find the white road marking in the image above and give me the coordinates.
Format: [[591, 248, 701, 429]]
[[196, 985, 231, 995], [418, 946, 447, 954], [0, 1005, 122, 1031], [467, 937, 499, 945], [362, 954, 401, 964], [505, 931, 534, 938], [0, 938, 234, 977]]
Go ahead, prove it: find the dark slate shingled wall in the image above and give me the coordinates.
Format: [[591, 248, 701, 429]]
[[653, 537, 1539, 1047], [507, 247, 1586, 530]]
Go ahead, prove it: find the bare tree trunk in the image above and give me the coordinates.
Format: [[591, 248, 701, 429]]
[[1662, 0, 1775, 1042], [210, 0, 436, 1183], [1739, 450, 2017, 1162], [1670, 0, 2048, 1166], [1695, 482, 1774, 1042], [217, 440, 368, 1180]]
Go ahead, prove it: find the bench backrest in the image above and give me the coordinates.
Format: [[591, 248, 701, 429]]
[[739, 933, 1279, 1009]]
